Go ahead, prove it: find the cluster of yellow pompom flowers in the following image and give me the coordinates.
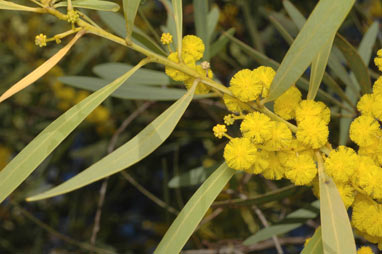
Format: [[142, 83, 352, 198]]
[[214, 50, 382, 250]]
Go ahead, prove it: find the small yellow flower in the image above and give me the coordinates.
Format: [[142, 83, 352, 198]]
[[212, 124, 227, 139], [249, 150, 270, 174], [222, 94, 251, 113], [274, 86, 302, 120], [371, 94, 382, 120], [350, 115, 381, 147], [373, 76, 382, 96], [229, 69, 262, 102], [324, 146, 359, 184], [223, 114, 235, 126], [35, 33, 47, 47], [252, 66, 276, 98], [353, 156, 382, 200], [284, 153, 317, 186], [357, 94, 375, 116], [223, 137, 257, 171], [357, 246, 374, 254], [262, 152, 286, 180], [295, 100, 330, 124], [312, 180, 355, 208], [184, 65, 213, 94], [67, 9, 79, 24], [240, 112, 272, 144], [182, 35, 205, 61], [374, 49, 382, 72], [160, 33, 173, 45], [165, 52, 196, 81], [296, 118, 328, 149], [352, 194, 382, 238], [263, 121, 293, 151]]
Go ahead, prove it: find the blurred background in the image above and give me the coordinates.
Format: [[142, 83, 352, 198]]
[[0, 0, 381, 253]]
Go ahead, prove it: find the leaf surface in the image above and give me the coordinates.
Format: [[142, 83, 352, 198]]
[[301, 227, 323, 254], [55, 0, 120, 11], [123, 0, 141, 38]]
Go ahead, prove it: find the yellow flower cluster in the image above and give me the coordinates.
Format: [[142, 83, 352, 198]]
[[35, 33, 47, 48], [357, 246, 374, 254], [164, 34, 212, 95], [212, 50, 382, 249]]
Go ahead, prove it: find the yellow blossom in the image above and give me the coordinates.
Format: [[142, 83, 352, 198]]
[[213, 124, 227, 139], [358, 246, 374, 254], [252, 66, 276, 98], [312, 180, 355, 208], [160, 33, 173, 45], [357, 94, 375, 116], [240, 112, 272, 144], [350, 115, 381, 147], [222, 94, 251, 113], [373, 76, 382, 96], [296, 118, 328, 149], [274, 86, 302, 120], [165, 52, 196, 81], [223, 114, 235, 126], [184, 65, 212, 94], [262, 152, 286, 180], [372, 94, 382, 120], [182, 35, 205, 61], [249, 150, 270, 174], [284, 153, 317, 186], [374, 49, 382, 72], [223, 137, 257, 171], [324, 146, 359, 184], [67, 10, 79, 24], [35, 33, 47, 47], [352, 194, 382, 238], [229, 69, 262, 102], [358, 140, 382, 166], [353, 156, 382, 200], [263, 121, 293, 151], [295, 100, 330, 124]]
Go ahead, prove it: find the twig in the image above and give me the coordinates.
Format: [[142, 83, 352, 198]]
[[11, 202, 115, 254], [121, 171, 179, 215], [90, 101, 154, 246]]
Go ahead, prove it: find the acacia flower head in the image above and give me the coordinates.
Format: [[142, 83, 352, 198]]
[[161, 33, 173, 45], [67, 10, 79, 24], [296, 118, 328, 149], [223, 137, 257, 171], [240, 112, 272, 144], [165, 52, 195, 81], [274, 86, 302, 120], [213, 124, 227, 139], [182, 35, 205, 61], [357, 246, 374, 254], [252, 66, 276, 98], [374, 49, 382, 72], [324, 146, 359, 184], [35, 33, 47, 47], [229, 69, 262, 102], [350, 115, 381, 147]]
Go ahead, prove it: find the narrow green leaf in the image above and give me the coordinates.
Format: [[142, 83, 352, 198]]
[[307, 36, 334, 100], [54, 0, 120, 11], [123, 0, 141, 39], [160, 0, 177, 48], [243, 200, 320, 245], [210, 28, 235, 58], [59, 75, 188, 101], [282, 0, 306, 30], [269, 15, 294, 45], [168, 165, 216, 188], [194, 0, 208, 59], [319, 170, 356, 254], [27, 84, 197, 201], [0, 62, 146, 204], [172, 0, 183, 55], [266, 0, 355, 102], [207, 6, 219, 41], [334, 35, 372, 94], [301, 227, 323, 254], [98, 11, 166, 55], [154, 163, 235, 254], [0, 0, 41, 12], [339, 21, 379, 145], [93, 62, 170, 84]]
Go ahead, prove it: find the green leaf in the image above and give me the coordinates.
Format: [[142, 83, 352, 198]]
[[59, 75, 188, 101], [282, 0, 306, 30], [307, 36, 334, 100], [55, 0, 120, 11], [0, 63, 146, 204], [26, 84, 197, 202], [213, 185, 298, 208], [301, 227, 323, 254], [154, 163, 235, 254], [243, 200, 320, 245], [339, 21, 379, 145], [210, 28, 235, 58], [269, 15, 294, 45], [168, 165, 216, 188], [93, 62, 170, 84], [0, 0, 40, 11], [334, 34, 372, 94], [319, 171, 356, 254], [160, 0, 177, 49], [266, 0, 355, 102], [98, 11, 165, 55], [194, 0, 208, 59], [172, 0, 183, 55], [207, 6, 219, 41], [123, 0, 141, 39]]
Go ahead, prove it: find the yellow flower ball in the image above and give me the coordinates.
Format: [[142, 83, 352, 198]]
[[324, 146, 359, 184], [357, 246, 374, 254], [240, 112, 272, 144], [229, 69, 262, 102], [262, 152, 286, 180], [223, 114, 235, 126], [374, 49, 382, 72], [252, 66, 276, 98], [358, 140, 382, 166], [350, 116, 381, 147], [263, 121, 293, 151], [184, 65, 212, 94], [182, 35, 205, 61], [222, 94, 251, 113], [161, 33, 173, 45], [212, 124, 227, 139], [249, 150, 270, 174], [372, 94, 382, 120], [274, 86, 302, 120], [353, 156, 382, 200], [165, 52, 196, 81], [295, 100, 330, 124], [373, 76, 382, 96], [223, 137, 257, 171], [296, 118, 328, 149], [312, 180, 355, 208], [284, 153, 317, 186], [35, 33, 47, 47], [352, 194, 382, 238], [357, 94, 375, 116]]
